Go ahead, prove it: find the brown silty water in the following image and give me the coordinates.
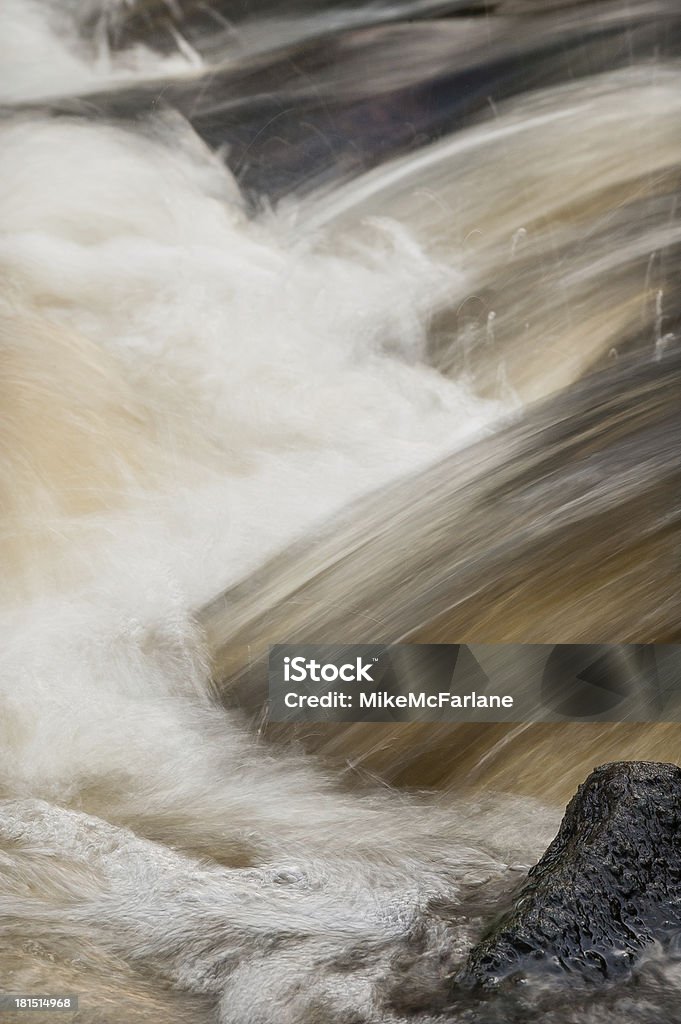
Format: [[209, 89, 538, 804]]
[[0, 2, 680, 1022]]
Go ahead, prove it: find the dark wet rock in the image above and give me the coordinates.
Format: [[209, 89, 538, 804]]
[[459, 761, 681, 989]]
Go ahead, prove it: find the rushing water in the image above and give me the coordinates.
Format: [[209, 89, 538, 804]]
[[0, 2, 680, 1021]]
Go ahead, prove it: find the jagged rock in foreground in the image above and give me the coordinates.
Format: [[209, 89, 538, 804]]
[[459, 761, 681, 989]]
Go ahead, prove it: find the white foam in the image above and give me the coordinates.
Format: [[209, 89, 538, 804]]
[[0, 107, 498, 603], [0, 0, 506, 822], [0, 0, 198, 103]]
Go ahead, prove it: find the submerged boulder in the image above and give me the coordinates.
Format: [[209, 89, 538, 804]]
[[459, 761, 681, 989]]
